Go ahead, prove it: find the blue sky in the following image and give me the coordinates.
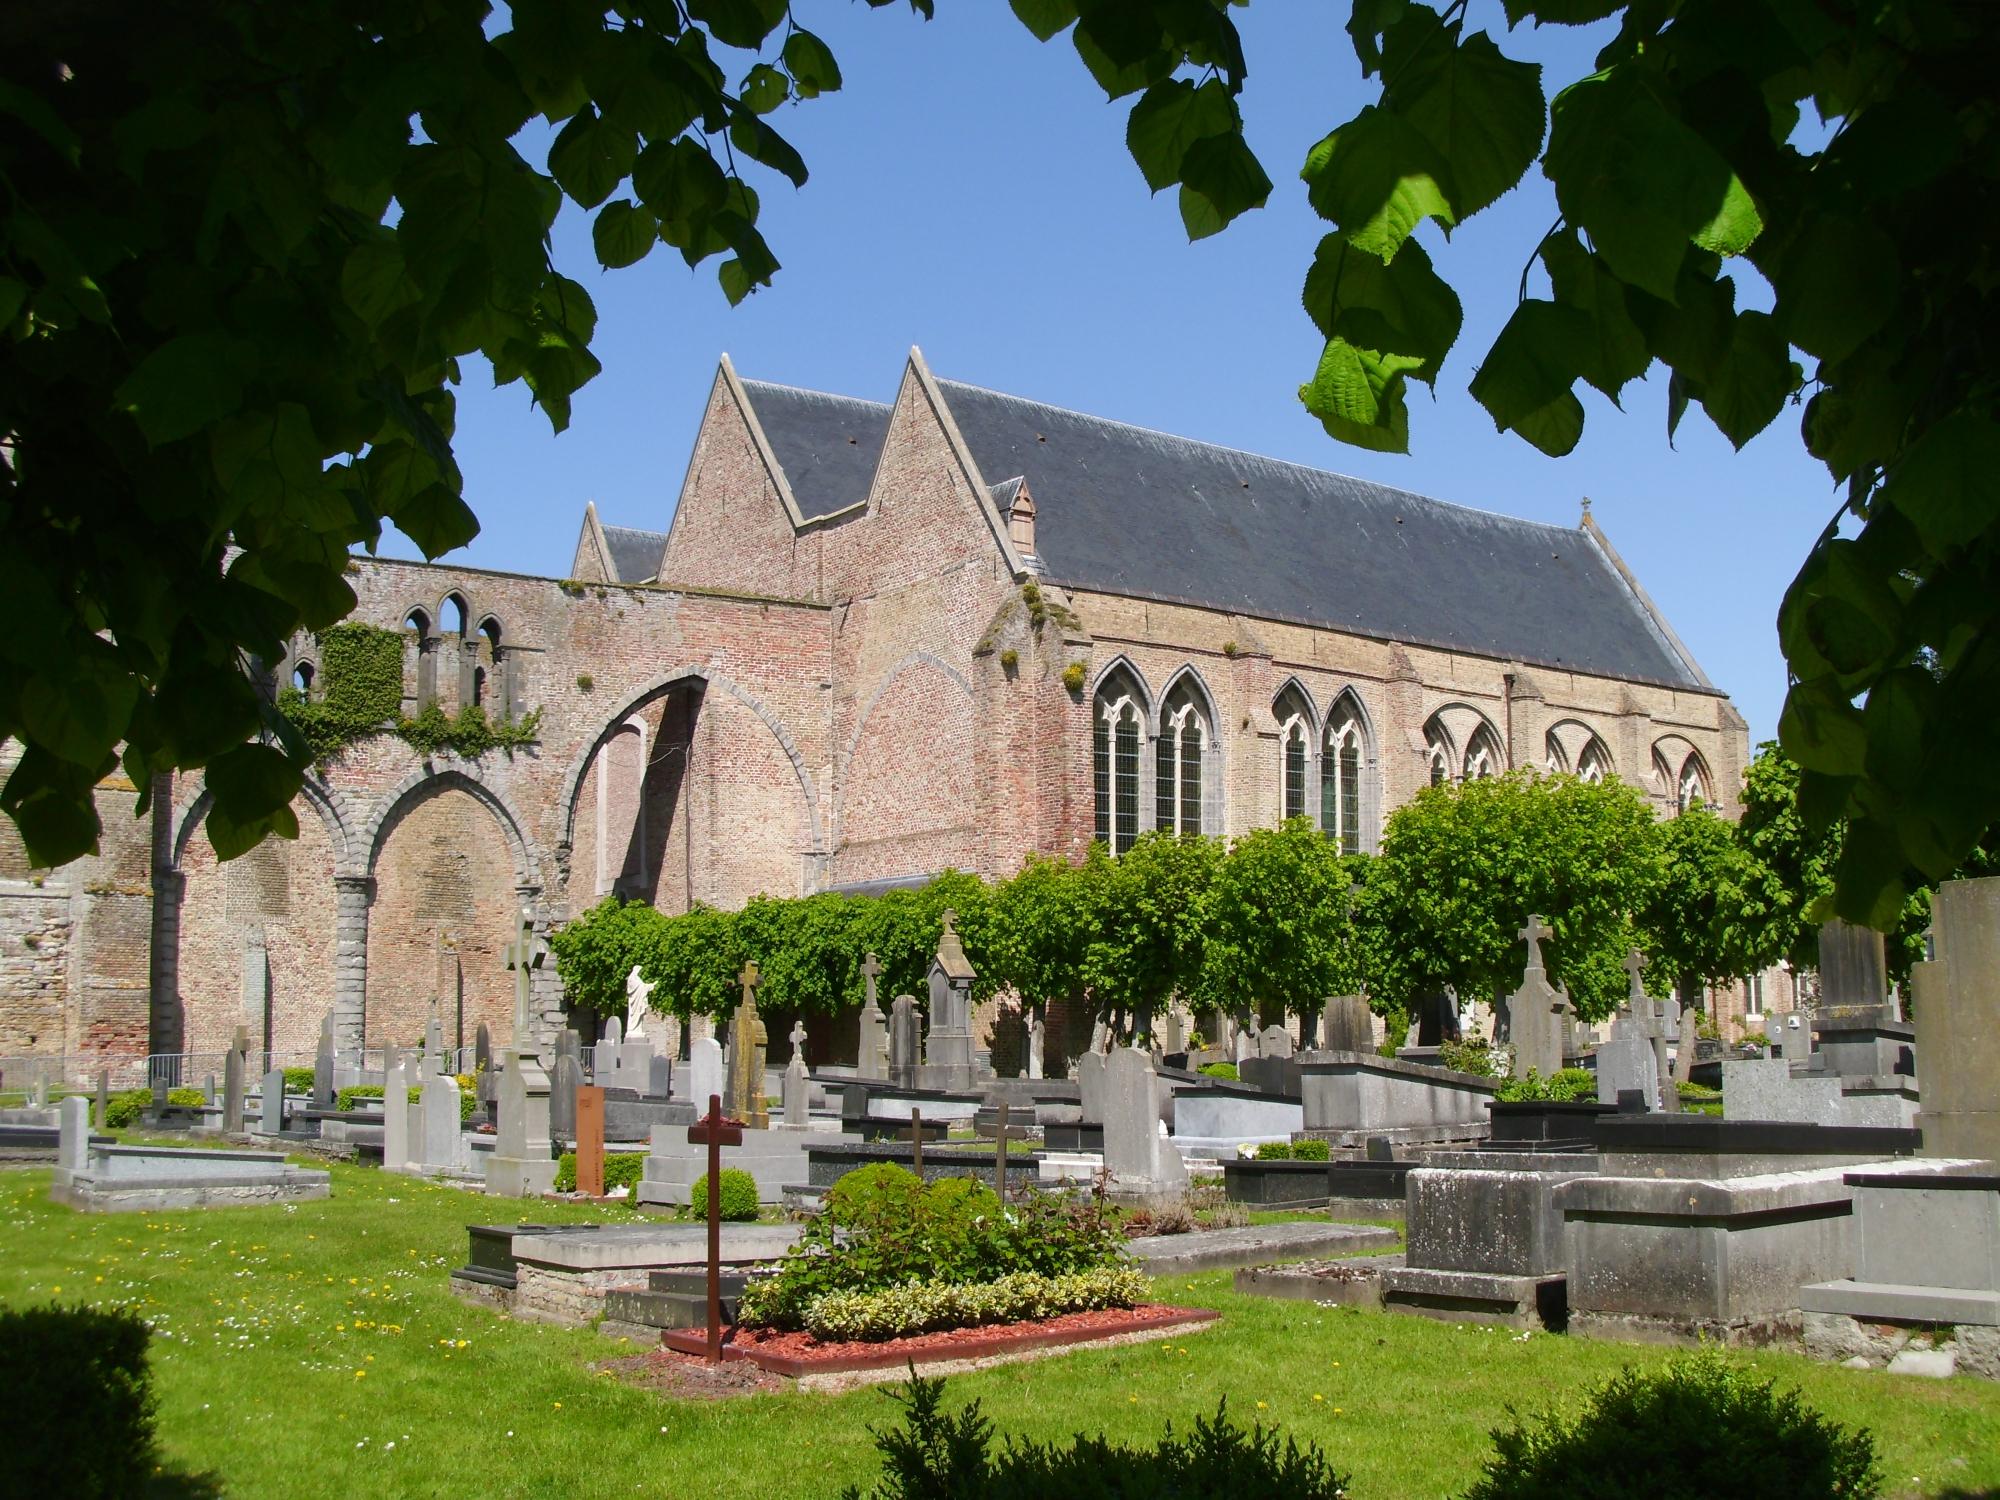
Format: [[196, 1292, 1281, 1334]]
[[408, 4, 1834, 746]]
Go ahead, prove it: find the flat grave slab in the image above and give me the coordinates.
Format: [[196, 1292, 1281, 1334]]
[[1233, 1253, 1405, 1310], [1125, 1220, 1396, 1274]]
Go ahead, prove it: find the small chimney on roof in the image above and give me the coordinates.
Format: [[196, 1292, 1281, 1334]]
[[1007, 480, 1040, 568]]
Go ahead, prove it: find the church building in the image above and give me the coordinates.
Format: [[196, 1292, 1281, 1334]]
[[0, 349, 1748, 1075]]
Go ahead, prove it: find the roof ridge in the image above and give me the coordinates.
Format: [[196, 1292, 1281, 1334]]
[[738, 377, 892, 412], [932, 376, 1575, 535]]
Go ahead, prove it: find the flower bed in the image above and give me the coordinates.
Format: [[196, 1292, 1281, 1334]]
[[660, 1302, 1217, 1377]]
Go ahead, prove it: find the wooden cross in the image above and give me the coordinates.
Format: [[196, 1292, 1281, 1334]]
[[889, 1107, 928, 1174], [988, 1100, 1033, 1199], [686, 1092, 744, 1364]]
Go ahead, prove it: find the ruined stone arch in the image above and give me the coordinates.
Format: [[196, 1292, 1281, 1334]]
[[833, 650, 975, 850], [362, 762, 541, 892], [171, 774, 357, 876]]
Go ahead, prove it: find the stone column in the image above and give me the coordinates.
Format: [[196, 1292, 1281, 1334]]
[[332, 874, 374, 1050]]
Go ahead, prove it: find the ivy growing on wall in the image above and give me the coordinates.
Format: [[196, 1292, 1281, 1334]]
[[278, 621, 539, 765]]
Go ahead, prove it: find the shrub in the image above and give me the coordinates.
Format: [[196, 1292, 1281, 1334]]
[[1497, 1068, 1600, 1104], [805, 1266, 1147, 1342], [1198, 1061, 1238, 1081], [0, 1304, 160, 1497], [1463, 1349, 1880, 1500], [688, 1167, 759, 1222], [1440, 1037, 1501, 1077], [841, 1372, 1351, 1500], [553, 1152, 645, 1195], [1288, 1137, 1331, 1161], [1253, 1140, 1292, 1161], [104, 1087, 204, 1128], [282, 1067, 315, 1094], [337, 1084, 384, 1111], [1061, 661, 1086, 693]]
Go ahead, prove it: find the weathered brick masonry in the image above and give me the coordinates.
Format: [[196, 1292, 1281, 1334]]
[[2, 349, 1749, 1069]]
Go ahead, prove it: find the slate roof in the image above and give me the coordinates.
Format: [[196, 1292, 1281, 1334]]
[[735, 368, 1705, 691], [739, 380, 891, 520], [602, 524, 667, 584]]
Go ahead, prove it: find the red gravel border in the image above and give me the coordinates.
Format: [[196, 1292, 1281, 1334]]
[[659, 1303, 1218, 1376]]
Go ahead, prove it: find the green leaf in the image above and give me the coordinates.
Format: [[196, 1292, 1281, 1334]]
[[19, 653, 138, 768], [1177, 133, 1271, 241], [1299, 337, 1422, 453], [739, 63, 790, 116], [1692, 311, 1797, 449], [1302, 107, 1455, 261], [1383, 20, 1545, 220], [1301, 235, 1462, 370], [1879, 411, 2000, 553], [1774, 215, 1900, 364], [1126, 79, 1238, 193], [686, 0, 787, 51], [394, 482, 481, 559], [1010, 0, 1078, 42], [718, 257, 757, 305], [781, 30, 843, 98], [206, 741, 304, 823], [1542, 232, 1650, 401], [592, 199, 658, 270], [727, 110, 808, 188], [1468, 300, 1589, 431], [1510, 390, 1586, 457], [1346, 0, 1410, 76], [1779, 683, 1868, 777], [0, 275, 27, 327], [1, 747, 111, 868], [1501, 0, 1621, 20], [340, 239, 421, 329], [548, 106, 637, 211], [115, 332, 245, 446], [1690, 173, 1762, 257], [207, 799, 300, 863], [1545, 68, 1745, 302], [634, 138, 729, 221]]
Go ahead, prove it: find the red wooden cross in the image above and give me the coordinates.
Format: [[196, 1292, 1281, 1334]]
[[686, 1092, 744, 1363]]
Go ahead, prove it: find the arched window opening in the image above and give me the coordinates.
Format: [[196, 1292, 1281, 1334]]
[[291, 661, 315, 697], [1576, 739, 1611, 784], [441, 593, 468, 637], [1544, 732, 1569, 775], [471, 665, 487, 708], [404, 608, 430, 637], [1274, 685, 1313, 825], [479, 616, 507, 719], [1324, 709, 1363, 854], [1464, 725, 1503, 781], [1156, 678, 1208, 836], [1092, 671, 1146, 856], [404, 608, 436, 706], [1423, 713, 1454, 787], [1678, 755, 1709, 813]]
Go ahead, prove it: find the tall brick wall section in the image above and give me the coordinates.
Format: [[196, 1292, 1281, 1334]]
[[836, 658, 978, 884], [176, 800, 339, 1059]]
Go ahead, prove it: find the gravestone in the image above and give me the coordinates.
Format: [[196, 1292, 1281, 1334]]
[[473, 1021, 492, 1082], [1594, 952, 1668, 1111], [1820, 918, 1889, 1014], [1233, 1029, 1257, 1064], [95, 1071, 110, 1133], [222, 1027, 248, 1133], [150, 1075, 168, 1114], [488, 1046, 555, 1196], [205, 1074, 217, 1107], [1415, 989, 1461, 1046], [257, 1067, 284, 1135], [856, 953, 888, 1080], [921, 910, 978, 1091], [550, 1053, 583, 1143], [1814, 918, 1915, 1077], [724, 961, 769, 1130], [240, 927, 268, 1055], [647, 1054, 672, 1099], [1260, 1025, 1294, 1059], [1101, 1047, 1187, 1198], [382, 1049, 412, 1172], [419, 1051, 463, 1171], [1160, 1006, 1186, 1056], [1507, 916, 1571, 1081], [603, 1014, 624, 1051], [1026, 1011, 1045, 1080], [1673, 1003, 1701, 1088], [782, 1019, 810, 1127], [57, 1095, 90, 1179], [575, 1085, 605, 1196], [1076, 1049, 1107, 1126], [888, 995, 921, 1091], [686, 1036, 724, 1113], [625, 966, 656, 1047], [1323, 995, 1374, 1054], [312, 1013, 336, 1110], [1912, 876, 2000, 1162]]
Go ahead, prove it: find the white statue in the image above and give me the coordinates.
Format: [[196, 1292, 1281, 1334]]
[[625, 966, 656, 1043]]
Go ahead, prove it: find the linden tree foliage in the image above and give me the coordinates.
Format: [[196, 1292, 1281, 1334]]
[[1199, 818, 1364, 1023], [1638, 803, 1791, 991], [986, 846, 1109, 1014], [0, 0, 928, 869], [1356, 770, 1663, 1022], [1013, 0, 2000, 932], [1081, 828, 1223, 1027]]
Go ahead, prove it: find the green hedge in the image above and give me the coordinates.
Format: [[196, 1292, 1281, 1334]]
[[688, 1167, 759, 1222], [0, 1304, 161, 1497], [338, 1082, 474, 1123], [1253, 1138, 1329, 1161], [282, 1067, 316, 1094], [803, 1266, 1147, 1342], [553, 1152, 645, 1196], [1198, 1061, 1239, 1081], [103, 1087, 204, 1130], [1496, 1067, 1599, 1103]]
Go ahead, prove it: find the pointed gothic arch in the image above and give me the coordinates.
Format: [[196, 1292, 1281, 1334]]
[[1323, 687, 1375, 853], [1272, 679, 1317, 824], [1156, 666, 1221, 837], [1091, 657, 1151, 855]]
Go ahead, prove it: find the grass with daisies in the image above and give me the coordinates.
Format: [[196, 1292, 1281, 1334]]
[[2, 1155, 1998, 1498]]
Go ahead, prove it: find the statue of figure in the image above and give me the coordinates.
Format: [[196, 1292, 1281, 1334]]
[[625, 965, 656, 1043]]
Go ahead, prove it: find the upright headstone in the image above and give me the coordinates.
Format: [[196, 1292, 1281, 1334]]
[[724, 961, 769, 1130], [687, 1036, 725, 1114], [419, 1049, 463, 1170], [575, 1085, 605, 1195], [1026, 1011, 1046, 1080], [1673, 1003, 1701, 1088], [888, 994, 921, 1091], [204, 1073, 217, 1106], [1160, 1006, 1186, 1056], [1911, 875, 2000, 1162], [1233, 1028, 1257, 1064], [855, 953, 887, 1080], [1595, 952, 1667, 1110], [488, 912, 557, 1196], [222, 1026, 248, 1133], [1323, 995, 1374, 1054], [550, 1053, 582, 1143], [603, 1015, 624, 1049], [1507, 916, 1571, 1081], [473, 1021, 493, 1082], [922, 911, 978, 1090], [1819, 918, 1889, 1015], [150, 1074, 168, 1115], [782, 1019, 810, 1127], [1102, 1047, 1187, 1195], [94, 1071, 109, 1133], [56, 1095, 90, 1181], [258, 1067, 284, 1134], [1076, 1049, 1107, 1125], [382, 1049, 412, 1172], [1259, 1025, 1294, 1059], [312, 1012, 336, 1110], [647, 1053, 672, 1099]]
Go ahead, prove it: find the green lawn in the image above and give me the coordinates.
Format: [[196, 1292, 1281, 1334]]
[[3, 1158, 1998, 1499]]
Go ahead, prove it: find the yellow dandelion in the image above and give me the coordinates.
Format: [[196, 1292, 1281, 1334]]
[[1255, 1400, 1268, 1410], [353, 1370, 365, 1379], [553, 1401, 563, 1409], [1334, 1408, 1343, 1415], [1313, 1394, 1324, 1402]]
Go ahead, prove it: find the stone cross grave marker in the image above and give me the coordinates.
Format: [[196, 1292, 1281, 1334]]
[[313, 1012, 336, 1110], [1508, 915, 1571, 1082], [222, 1026, 248, 1133], [856, 952, 887, 1080], [783, 1019, 810, 1126], [1625, 949, 1676, 1106], [685, 1093, 744, 1362], [504, 910, 546, 1057], [575, 1085, 606, 1196], [888, 994, 920, 1090], [725, 961, 769, 1130]]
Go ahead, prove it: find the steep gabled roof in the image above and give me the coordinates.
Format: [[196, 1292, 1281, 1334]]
[[930, 379, 1707, 691], [736, 380, 891, 520], [601, 524, 666, 584]]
